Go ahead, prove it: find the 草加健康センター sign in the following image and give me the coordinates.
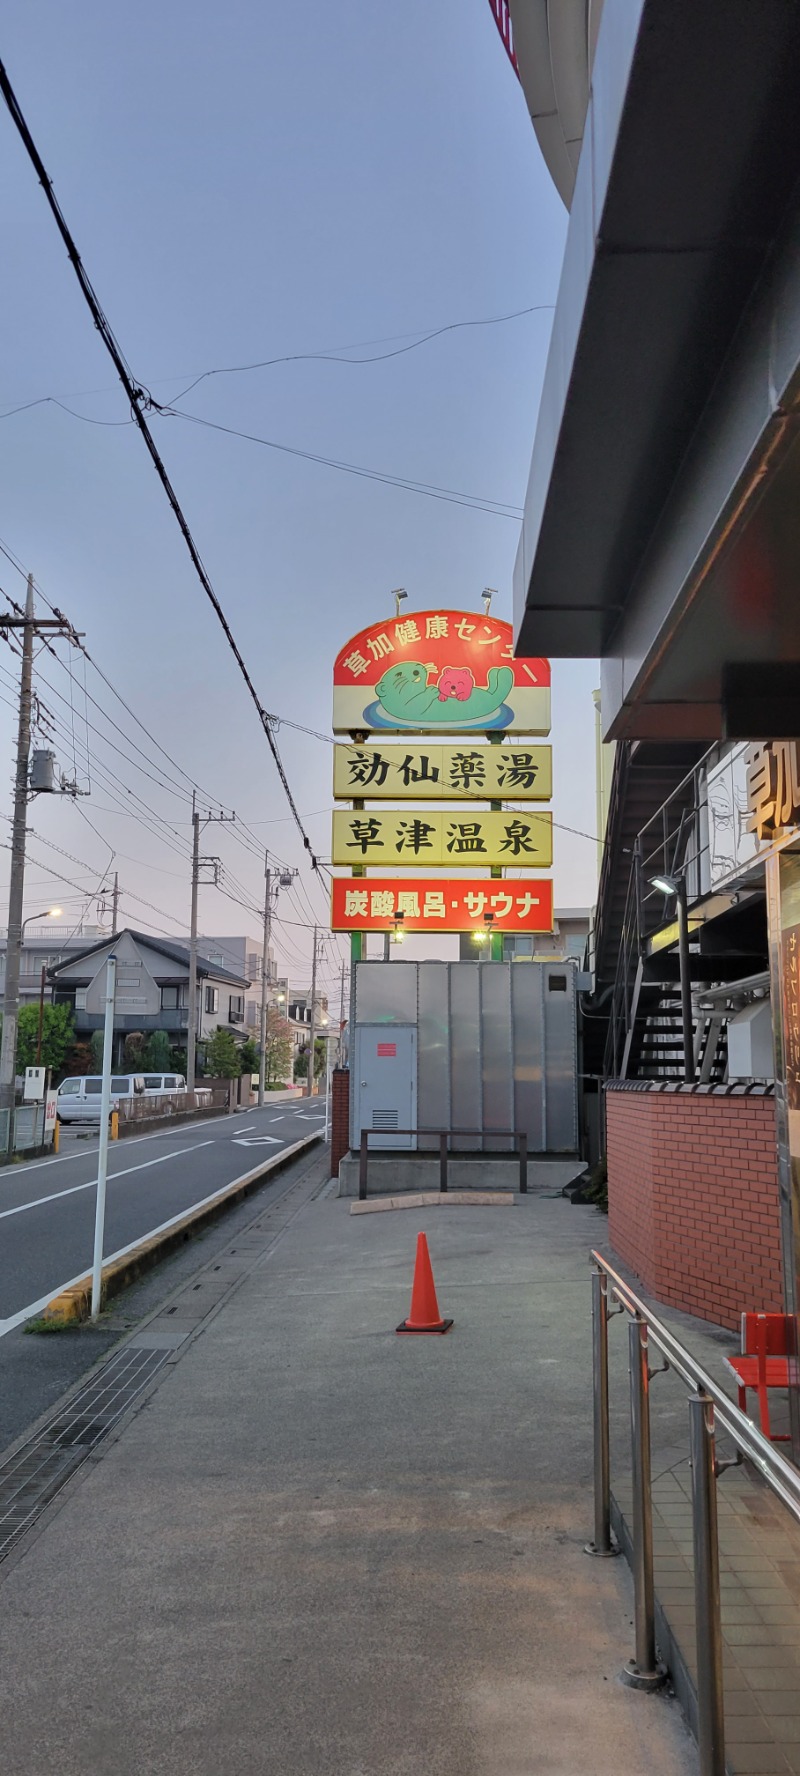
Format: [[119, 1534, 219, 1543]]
[[330, 876, 554, 933], [333, 741, 552, 801], [331, 808, 553, 868], [332, 610, 550, 735]]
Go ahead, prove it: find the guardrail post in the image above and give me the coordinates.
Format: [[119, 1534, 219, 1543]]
[[439, 1132, 448, 1193], [359, 1129, 368, 1200], [585, 1269, 618, 1557], [518, 1132, 527, 1193], [623, 1316, 664, 1689], [689, 1394, 725, 1776]]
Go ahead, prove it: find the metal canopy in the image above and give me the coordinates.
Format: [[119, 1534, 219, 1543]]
[[513, 0, 800, 740]]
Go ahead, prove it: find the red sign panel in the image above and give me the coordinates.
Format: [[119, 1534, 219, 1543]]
[[331, 876, 554, 934], [377, 1042, 397, 1057]]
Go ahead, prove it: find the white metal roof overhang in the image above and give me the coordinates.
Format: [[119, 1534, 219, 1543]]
[[513, 0, 800, 742]]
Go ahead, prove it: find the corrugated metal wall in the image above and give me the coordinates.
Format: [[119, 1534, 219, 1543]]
[[352, 960, 578, 1153]]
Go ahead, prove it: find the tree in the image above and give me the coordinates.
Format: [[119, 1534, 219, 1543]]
[[123, 1031, 148, 1068], [169, 1045, 187, 1075], [264, 1008, 292, 1087], [90, 1030, 104, 1072], [14, 1002, 74, 1076], [238, 1037, 260, 1077], [204, 1026, 242, 1079], [145, 1029, 171, 1071], [294, 1038, 326, 1082]]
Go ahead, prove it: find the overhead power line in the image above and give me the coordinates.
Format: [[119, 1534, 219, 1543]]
[[0, 57, 318, 871]]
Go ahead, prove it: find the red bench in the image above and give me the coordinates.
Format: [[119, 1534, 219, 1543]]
[[726, 1312, 792, 1443]]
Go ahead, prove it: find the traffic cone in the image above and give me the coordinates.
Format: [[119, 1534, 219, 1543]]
[[396, 1232, 453, 1335]]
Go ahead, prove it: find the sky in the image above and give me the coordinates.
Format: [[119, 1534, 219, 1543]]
[[0, 0, 597, 1000]]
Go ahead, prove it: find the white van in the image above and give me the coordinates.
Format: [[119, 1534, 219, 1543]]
[[142, 1073, 187, 1097], [56, 1074, 146, 1124]]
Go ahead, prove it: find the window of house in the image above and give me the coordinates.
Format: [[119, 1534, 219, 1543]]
[[229, 994, 244, 1020], [74, 990, 87, 1012], [205, 985, 219, 1014], [161, 986, 179, 1010]]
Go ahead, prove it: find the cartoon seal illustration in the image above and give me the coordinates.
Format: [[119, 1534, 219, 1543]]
[[437, 667, 474, 702], [374, 659, 514, 725]]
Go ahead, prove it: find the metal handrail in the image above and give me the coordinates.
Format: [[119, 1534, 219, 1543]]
[[593, 1251, 800, 1521], [358, 1126, 528, 1200], [590, 1249, 800, 1775]]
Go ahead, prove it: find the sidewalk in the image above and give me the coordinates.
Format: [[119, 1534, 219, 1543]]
[[0, 1167, 696, 1776]]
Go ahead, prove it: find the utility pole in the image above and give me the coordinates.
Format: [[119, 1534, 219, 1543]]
[[187, 792, 200, 1091], [258, 856, 272, 1107], [0, 580, 81, 1118], [186, 798, 235, 1091], [111, 870, 120, 935], [306, 925, 318, 1098], [0, 576, 34, 1114]]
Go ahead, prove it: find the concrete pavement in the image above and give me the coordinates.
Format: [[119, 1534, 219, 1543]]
[[0, 1176, 696, 1775], [0, 1100, 326, 1331]]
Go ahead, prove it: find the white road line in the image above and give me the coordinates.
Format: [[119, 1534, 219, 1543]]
[[0, 1112, 235, 1181], [0, 1130, 320, 1337], [0, 1142, 214, 1221]]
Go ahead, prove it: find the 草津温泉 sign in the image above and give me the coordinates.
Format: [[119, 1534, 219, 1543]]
[[332, 610, 550, 735], [333, 741, 551, 802], [331, 808, 552, 868], [331, 876, 554, 933]]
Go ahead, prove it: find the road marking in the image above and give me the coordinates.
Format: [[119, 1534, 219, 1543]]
[[0, 1130, 321, 1337], [231, 1136, 281, 1148], [0, 1142, 214, 1221]]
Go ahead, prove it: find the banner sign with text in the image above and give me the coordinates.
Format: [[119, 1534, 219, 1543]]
[[331, 875, 554, 933], [333, 741, 551, 802], [333, 610, 550, 735], [332, 808, 552, 868]]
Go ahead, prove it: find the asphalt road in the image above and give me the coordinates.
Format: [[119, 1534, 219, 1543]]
[[0, 1101, 326, 1333]]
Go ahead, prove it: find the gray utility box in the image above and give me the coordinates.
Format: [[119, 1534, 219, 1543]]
[[350, 959, 578, 1155]]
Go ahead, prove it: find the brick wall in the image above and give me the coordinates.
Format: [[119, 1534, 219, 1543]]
[[607, 1088, 783, 1331], [330, 1067, 350, 1178]]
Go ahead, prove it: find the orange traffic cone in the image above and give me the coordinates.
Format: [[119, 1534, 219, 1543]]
[[396, 1232, 453, 1335]]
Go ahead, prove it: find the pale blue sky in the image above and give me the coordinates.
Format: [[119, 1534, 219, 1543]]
[[0, 0, 595, 990]]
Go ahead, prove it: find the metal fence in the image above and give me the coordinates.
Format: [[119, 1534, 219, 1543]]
[[589, 1251, 800, 1776], [116, 1087, 230, 1125], [0, 1102, 51, 1155]]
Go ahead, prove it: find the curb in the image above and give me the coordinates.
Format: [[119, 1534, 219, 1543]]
[[41, 1132, 324, 1326]]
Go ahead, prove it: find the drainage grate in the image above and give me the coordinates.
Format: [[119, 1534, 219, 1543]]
[[0, 1346, 167, 1561]]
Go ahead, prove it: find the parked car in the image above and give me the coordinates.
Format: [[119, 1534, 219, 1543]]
[[142, 1073, 187, 1096], [56, 1074, 146, 1124]]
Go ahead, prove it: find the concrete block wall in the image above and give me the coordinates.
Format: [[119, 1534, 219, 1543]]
[[606, 1086, 783, 1331]]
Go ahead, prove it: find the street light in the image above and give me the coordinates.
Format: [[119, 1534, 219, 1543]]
[[649, 872, 693, 1082], [21, 906, 62, 934]]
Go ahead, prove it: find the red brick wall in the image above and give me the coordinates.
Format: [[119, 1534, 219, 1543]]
[[607, 1089, 783, 1331], [330, 1068, 350, 1178]]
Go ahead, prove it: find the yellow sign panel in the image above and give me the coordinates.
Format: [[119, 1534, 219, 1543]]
[[333, 742, 551, 802], [331, 808, 552, 868]]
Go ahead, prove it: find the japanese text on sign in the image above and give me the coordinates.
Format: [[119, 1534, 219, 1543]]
[[746, 740, 800, 842], [333, 742, 552, 802], [330, 876, 554, 933], [331, 808, 553, 869]]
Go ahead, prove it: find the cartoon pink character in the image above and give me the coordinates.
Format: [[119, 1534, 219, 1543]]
[[437, 666, 475, 702]]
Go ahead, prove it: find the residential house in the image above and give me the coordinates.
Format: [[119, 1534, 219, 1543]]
[[49, 929, 249, 1067]]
